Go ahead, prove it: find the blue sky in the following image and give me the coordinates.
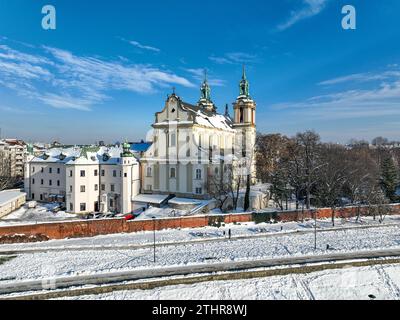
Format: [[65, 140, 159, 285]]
[[1, 0, 400, 144]]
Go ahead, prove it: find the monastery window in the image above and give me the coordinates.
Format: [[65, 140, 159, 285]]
[[32, 167, 35, 173], [124, 173, 127, 178], [101, 184, 105, 191], [94, 184, 98, 191], [170, 167, 176, 179], [32, 178, 35, 185], [69, 185, 73, 192], [80, 203, 86, 212], [49, 168, 52, 174], [80, 170, 86, 177], [101, 170, 105, 177], [110, 199, 114, 208], [80, 185, 86, 193], [57, 180, 60, 186], [41, 179, 44, 185], [195, 169, 202, 180], [195, 187, 202, 195], [113, 170, 117, 177], [57, 168, 60, 174], [32, 193, 35, 200], [111, 184, 115, 192], [41, 167, 44, 173], [147, 167, 152, 177], [170, 133, 176, 147], [94, 169, 98, 176], [69, 170, 73, 177], [69, 203, 73, 211]]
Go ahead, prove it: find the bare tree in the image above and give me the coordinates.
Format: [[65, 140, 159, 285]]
[[208, 163, 242, 212], [295, 131, 322, 209], [0, 150, 13, 191], [315, 144, 348, 226]]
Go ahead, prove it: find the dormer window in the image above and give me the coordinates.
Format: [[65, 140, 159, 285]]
[[59, 153, 66, 161]]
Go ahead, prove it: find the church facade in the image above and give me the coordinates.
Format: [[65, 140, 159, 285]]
[[141, 68, 256, 199]]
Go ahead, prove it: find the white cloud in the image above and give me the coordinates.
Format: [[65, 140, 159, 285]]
[[277, 0, 329, 31], [184, 68, 226, 87], [0, 41, 194, 111], [272, 68, 400, 121], [319, 71, 400, 86], [119, 37, 160, 53], [209, 52, 258, 65]]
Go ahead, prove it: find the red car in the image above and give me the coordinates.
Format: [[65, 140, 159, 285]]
[[124, 214, 135, 221]]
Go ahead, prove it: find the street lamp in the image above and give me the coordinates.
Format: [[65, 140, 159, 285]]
[[152, 216, 156, 263]]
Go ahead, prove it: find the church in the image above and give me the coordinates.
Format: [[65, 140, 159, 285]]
[[141, 67, 257, 199]]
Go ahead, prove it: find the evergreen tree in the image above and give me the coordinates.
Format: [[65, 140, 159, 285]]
[[244, 174, 251, 211], [380, 157, 398, 202]]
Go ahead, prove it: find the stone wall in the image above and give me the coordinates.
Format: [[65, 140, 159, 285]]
[[0, 204, 399, 241]]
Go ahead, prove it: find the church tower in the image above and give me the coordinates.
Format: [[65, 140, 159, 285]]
[[198, 70, 216, 113], [233, 66, 256, 182], [233, 65, 256, 159]]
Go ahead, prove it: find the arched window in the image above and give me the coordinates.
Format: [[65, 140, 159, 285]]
[[239, 107, 244, 123]]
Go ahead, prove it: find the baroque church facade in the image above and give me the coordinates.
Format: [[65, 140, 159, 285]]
[[141, 68, 257, 199]]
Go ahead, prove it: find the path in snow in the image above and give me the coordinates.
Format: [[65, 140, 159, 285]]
[[1, 224, 400, 282], [61, 264, 400, 300]]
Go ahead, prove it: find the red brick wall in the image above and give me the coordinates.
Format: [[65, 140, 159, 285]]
[[1, 204, 399, 241]]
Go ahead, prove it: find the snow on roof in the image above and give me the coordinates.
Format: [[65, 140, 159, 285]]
[[29, 145, 137, 165], [0, 190, 26, 207], [132, 194, 170, 204], [168, 198, 202, 205]]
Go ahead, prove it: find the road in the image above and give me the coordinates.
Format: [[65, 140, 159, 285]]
[[1, 248, 400, 297]]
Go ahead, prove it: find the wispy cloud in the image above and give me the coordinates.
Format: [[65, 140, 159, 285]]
[[319, 71, 400, 86], [0, 40, 194, 111], [184, 68, 226, 87], [119, 37, 160, 53], [277, 0, 329, 31], [209, 52, 258, 65], [272, 68, 400, 121]]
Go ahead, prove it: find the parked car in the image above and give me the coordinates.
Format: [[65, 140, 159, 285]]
[[103, 212, 117, 219], [124, 214, 135, 221], [85, 213, 102, 219], [26, 201, 37, 209]]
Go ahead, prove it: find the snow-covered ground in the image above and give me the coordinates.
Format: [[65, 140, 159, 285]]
[[1, 214, 399, 252], [0, 203, 77, 226], [63, 263, 400, 300], [1, 217, 400, 283]]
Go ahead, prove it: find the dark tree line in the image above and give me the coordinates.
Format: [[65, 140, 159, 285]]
[[256, 131, 399, 225]]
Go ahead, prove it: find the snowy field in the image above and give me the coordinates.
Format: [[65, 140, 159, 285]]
[[62, 263, 400, 300], [1, 217, 400, 283]]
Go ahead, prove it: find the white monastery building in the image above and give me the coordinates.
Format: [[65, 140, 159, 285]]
[[23, 68, 257, 214]]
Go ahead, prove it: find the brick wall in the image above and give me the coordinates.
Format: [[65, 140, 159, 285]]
[[1, 204, 399, 241]]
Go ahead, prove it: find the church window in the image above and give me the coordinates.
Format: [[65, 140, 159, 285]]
[[196, 169, 202, 180], [147, 167, 152, 177], [170, 133, 176, 147], [240, 107, 244, 123], [170, 167, 176, 178]]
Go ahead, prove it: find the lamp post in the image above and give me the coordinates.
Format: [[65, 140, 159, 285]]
[[152, 216, 156, 263]]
